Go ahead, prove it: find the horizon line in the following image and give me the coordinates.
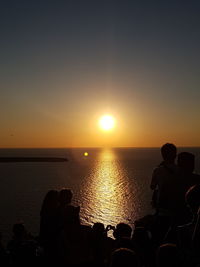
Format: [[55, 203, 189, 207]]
[[0, 146, 200, 149]]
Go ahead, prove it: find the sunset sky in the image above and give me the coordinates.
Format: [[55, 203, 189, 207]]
[[1, 1, 200, 148]]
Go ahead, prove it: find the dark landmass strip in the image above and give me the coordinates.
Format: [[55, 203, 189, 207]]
[[0, 157, 68, 162]]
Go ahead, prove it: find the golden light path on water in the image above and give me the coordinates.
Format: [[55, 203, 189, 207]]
[[81, 149, 140, 229]]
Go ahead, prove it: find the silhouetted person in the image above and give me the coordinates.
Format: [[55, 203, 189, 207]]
[[177, 152, 200, 187], [150, 143, 177, 213], [58, 189, 93, 266], [178, 185, 200, 266], [90, 223, 109, 267], [7, 223, 37, 266], [178, 152, 195, 174], [57, 204, 93, 266], [110, 248, 139, 267], [113, 223, 133, 250], [173, 152, 200, 224], [165, 185, 200, 266], [132, 226, 154, 267], [150, 143, 178, 244], [58, 188, 81, 230], [39, 190, 59, 265]]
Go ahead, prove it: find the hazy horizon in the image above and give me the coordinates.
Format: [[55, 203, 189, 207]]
[[1, 146, 200, 149]]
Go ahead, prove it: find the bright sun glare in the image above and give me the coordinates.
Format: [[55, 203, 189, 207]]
[[99, 115, 115, 131]]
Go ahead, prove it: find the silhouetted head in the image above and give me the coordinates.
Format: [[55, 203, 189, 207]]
[[177, 152, 195, 174], [157, 243, 181, 267], [40, 189, 59, 215], [110, 248, 139, 267], [13, 223, 26, 239], [113, 223, 132, 240], [185, 184, 200, 214], [59, 188, 73, 206], [161, 143, 177, 162], [93, 223, 105, 236], [132, 226, 151, 246]]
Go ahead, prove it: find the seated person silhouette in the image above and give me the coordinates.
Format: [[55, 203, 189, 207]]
[[39, 190, 59, 264], [113, 223, 133, 250], [91, 223, 114, 266], [7, 223, 37, 266], [40, 190, 59, 244], [57, 194, 92, 266], [58, 188, 80, 229], [165, 185, 200, 267], [156, 243, 182, 267], [110, 247, 139, 267]]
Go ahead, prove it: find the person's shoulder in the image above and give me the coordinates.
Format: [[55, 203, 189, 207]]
[[153, 162, 164, 172], [65, 204, 79, 211], [153, 164, 169, 175]]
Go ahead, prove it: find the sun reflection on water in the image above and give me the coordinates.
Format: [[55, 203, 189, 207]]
[[81, 149, 138, 228]]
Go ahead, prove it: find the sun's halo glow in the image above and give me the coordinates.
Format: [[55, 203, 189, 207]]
[[99, 115, 115, 131]]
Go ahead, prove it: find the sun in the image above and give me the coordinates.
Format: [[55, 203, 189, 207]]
[[99, 115, 115, 131]]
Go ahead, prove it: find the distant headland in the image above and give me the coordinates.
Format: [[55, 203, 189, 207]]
[[0, 157, 68, 162]]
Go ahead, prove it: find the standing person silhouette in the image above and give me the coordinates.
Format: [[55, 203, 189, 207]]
[[150, 143, 178, 244], [174, 152, 200, 224], [151, 143, 178, 216]]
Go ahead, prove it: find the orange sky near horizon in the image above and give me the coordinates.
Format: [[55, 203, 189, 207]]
[[1, 2, 200, 148], [1, 106, 200, 148]]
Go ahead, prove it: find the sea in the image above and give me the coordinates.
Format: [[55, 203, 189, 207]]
[[0, 147, 200, 243]]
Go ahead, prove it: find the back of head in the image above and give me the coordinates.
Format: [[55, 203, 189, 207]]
[[59, 188, 73, 205], [157, 243, 181, 267], [92, 222, 105, 236], [40, 189, 59, 215], [161, 143, 177, 162], [177, 152, 195, 174], [110, 248, 139, 267], [132, 226, 151, 246], [114, 223, 132, 240], [185, 184, 200, 214]]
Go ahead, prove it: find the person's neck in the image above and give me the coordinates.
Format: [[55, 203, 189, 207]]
[[164, 160, 175, 165]]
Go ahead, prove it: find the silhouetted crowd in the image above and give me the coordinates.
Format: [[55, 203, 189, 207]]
[[1, 143, 200, 267]]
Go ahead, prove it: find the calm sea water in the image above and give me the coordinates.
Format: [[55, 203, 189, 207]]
[[0, 147, 200, 243]]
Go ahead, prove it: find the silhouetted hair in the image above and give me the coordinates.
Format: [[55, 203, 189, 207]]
[[59, 188, 73, 205], [110, 248, 139, 267], [177, 152, 195, 173], [113, 223, 132, 239], [157, 243, 181, 267], [132, 226, 151, 245], [40, 190, 59, 215], [185, 184, 200, 213], [161, 143, 177, 161], [93, 223, 105, 235]]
